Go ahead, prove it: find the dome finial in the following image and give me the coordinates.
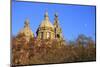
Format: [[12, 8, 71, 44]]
[[55, 12, 58, 17], [24, 18, 29, 27], [45, 10, 48, 16], [54, 12, 58, 21], [44, 10, 49, 20]]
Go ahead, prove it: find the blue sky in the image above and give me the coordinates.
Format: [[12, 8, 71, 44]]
[[12, 0, 96, 41]]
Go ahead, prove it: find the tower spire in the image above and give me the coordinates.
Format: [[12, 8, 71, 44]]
[[53, 12, 63, 40], [54, 12, 59, 28], [55, 12, 58, 18]]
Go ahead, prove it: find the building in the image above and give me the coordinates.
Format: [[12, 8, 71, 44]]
[[36, 11, 55, 39], [36, 11, 63, 40], [18, 11, 63, 41]]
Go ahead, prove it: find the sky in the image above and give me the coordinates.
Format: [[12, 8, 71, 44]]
[[12, 0, 96, 41]]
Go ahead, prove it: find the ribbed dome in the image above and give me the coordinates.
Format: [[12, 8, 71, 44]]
[[40, 20, 54, 28], [39, 11, 54, 28]]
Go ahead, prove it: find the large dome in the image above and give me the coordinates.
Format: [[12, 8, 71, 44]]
[[40, 20, 54, 28], [39, 11, 54, 29]]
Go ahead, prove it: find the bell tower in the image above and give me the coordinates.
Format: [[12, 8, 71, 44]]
[[54, 13, 63, 40]]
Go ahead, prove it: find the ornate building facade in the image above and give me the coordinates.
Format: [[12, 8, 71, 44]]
[[36, 11, 55, 39], [36, 11, 63, 40]]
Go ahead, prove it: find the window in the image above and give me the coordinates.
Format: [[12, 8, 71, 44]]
[[47, 32, 50, 39], [41, 32, 43, 39], [57, 34, 60, 38]]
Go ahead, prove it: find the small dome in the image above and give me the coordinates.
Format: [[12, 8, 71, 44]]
[[20, 27, 33, 37], [19, 19, 34, 38]]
